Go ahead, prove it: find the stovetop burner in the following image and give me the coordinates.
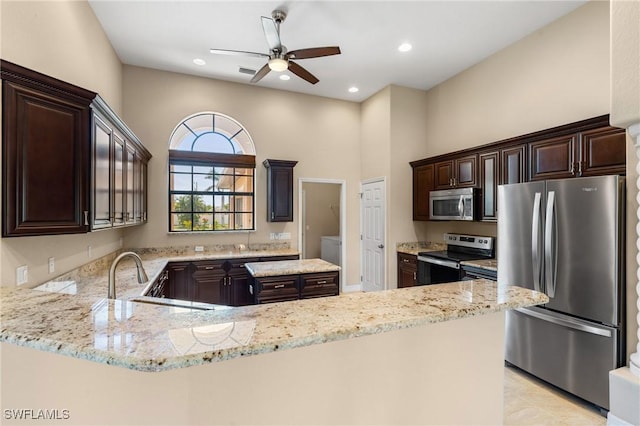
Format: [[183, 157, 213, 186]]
[[418, 233, 495, 263]]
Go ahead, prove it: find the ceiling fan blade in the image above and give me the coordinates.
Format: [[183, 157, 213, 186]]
[[261, 16, 281, 51], [250, 63, 271, 83], [287, 46, 341, 60], [210, 48, 269, 59], [288, 61, 319, 85]]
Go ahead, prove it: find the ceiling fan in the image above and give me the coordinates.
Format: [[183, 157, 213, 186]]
[[210, 10, 341, 85]]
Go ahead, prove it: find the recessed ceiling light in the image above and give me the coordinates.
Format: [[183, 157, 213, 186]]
[[193, 58, 206, 66], [398, 43, 412, 52], [279, 74, 291, 81], [348, 86, 359, 93]]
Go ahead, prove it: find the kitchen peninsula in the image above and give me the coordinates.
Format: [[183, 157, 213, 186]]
[[0, 248, 547, 425]]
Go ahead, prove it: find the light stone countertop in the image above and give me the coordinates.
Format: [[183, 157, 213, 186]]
[[245, 258, 340, 277], [0, 280, 548, 372], [461, 258, 498, 272], [396, 241, 446, 256], [32, 246, 300, 301]]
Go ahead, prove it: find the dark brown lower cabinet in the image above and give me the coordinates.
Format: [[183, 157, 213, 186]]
[[160, 255, 300, 306], [252, 270, 340, 304], [254, 275, 300, 304], [300, 272, 340, 299], [397, 253, 418, 288]]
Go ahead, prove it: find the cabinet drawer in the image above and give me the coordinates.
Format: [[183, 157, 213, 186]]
[[257, 275, 299, 291], [192, 260, 225, 273], [397, 253, 417, 269], [300, 273, 339, 298]]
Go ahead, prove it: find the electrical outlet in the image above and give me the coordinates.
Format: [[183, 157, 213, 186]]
[[16, 265, 28, 285], [195, 246, 204, 252], [270, 233, 277, 240], [119, 237, 123, 248], [48, 257, 55, 274], [88, 246, 92, 258]]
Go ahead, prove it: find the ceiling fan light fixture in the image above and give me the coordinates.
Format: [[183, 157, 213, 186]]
[[279, 74, 291, 81], [268, 57, 288, 72]]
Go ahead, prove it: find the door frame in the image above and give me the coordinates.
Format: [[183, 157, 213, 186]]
[[298, 177, 347, 292], [360, 177, 387, 291]]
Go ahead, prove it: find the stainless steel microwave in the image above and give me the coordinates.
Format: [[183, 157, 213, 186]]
[[429, 187, 479, 221]]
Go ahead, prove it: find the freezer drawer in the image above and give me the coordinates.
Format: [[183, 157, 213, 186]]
[[505, 307, 622, 410]]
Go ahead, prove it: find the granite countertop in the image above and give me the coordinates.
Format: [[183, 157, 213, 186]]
[[461, 258, 498, 272], [0, 280, 547, 372], [245, 258, 341, 278], [32, 245, 300, 301], [396, 241, 446, 256]]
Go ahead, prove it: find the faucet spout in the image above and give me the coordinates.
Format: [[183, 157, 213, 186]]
[[108, 252, 149, 299]]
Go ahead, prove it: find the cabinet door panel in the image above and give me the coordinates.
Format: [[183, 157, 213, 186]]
[[167, 262, 192, 301], [413, 164, 434, 221], [434, 161, 454, 189], [113, 133, 125, 226], [579, 127, 626, 176], [479, 152, 498, 221], [192, 271, 227, 304], [125, 144, 136, 224], [529, 135, 576, 180], [92, 115, 112, 229], [501, 145, 526, 184], [455, 155, 477, 187], [397, 253, 417, 288], [2, 81, 90, 236]]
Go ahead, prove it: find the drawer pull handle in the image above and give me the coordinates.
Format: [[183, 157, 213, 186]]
[[403, 259, 409, 263], [317, 280, 327, 284], [205, 266, 214, 270], [274, 284, 285, 289]]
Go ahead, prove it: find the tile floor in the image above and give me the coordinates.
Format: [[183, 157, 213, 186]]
[[504, 364, 607, 425]]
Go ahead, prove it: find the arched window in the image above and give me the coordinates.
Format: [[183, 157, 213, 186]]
[[168, 112, 256, 232]]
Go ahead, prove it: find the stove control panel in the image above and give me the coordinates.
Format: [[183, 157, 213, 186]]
[[444, 233, 494, 250]]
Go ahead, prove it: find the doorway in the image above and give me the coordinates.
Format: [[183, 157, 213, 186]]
[[361, 178, 386, 292], [298, 178, 347, 290]]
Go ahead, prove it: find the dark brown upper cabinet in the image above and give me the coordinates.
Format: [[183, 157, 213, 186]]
[[2, 60, 151, 237], [2, 60, 96, 237], [578, 127, 626, 177], [529, 134, 577, 181], [91, 95, 150, 230], [412, 163, 434, 221], [410, 115, 625, 222], [529, 125, 626, 181], [434, 155, 477, 189], [264, 159, 297, 222]]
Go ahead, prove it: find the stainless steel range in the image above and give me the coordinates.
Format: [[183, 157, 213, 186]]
[[417, 233, 495, 285]]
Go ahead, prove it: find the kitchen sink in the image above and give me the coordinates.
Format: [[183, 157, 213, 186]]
[[130, 296, 231, 311]]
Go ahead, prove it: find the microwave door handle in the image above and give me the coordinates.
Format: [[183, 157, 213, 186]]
[[531, 192, 542, 293], [458, 196, 464, 219], [544, 191, 557, 297]]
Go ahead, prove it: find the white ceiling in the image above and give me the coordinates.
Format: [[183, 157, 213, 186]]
[[88, 1, 586, 103]]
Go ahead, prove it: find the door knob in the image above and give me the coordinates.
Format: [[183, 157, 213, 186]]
[[378, 244, 384, 249]]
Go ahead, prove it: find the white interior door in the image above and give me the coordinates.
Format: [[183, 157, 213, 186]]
[[361, 179, 385, 292]]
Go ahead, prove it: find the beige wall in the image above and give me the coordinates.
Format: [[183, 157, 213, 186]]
[[0, 0, 124, 286], [120, 66, 362, 285], [413, 0, 612, 244]]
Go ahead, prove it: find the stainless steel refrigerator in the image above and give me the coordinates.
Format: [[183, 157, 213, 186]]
[[497, 175, 625, 410]]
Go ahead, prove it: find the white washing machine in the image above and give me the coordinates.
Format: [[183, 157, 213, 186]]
[[320, 236, 341, 266]]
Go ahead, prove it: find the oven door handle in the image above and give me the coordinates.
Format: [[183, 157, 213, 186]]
[[417, 256, 460, 270]]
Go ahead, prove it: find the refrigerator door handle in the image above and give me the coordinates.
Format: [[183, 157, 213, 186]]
[[531, 192, 543, 293], [515, 307, 612, 338], [544, 191, 557, 297]]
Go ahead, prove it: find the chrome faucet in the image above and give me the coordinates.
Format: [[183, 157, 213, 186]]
[[108, 252, 149, 299]]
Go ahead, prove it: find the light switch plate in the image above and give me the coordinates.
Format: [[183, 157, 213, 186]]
[[16, 265, 28, 285]]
